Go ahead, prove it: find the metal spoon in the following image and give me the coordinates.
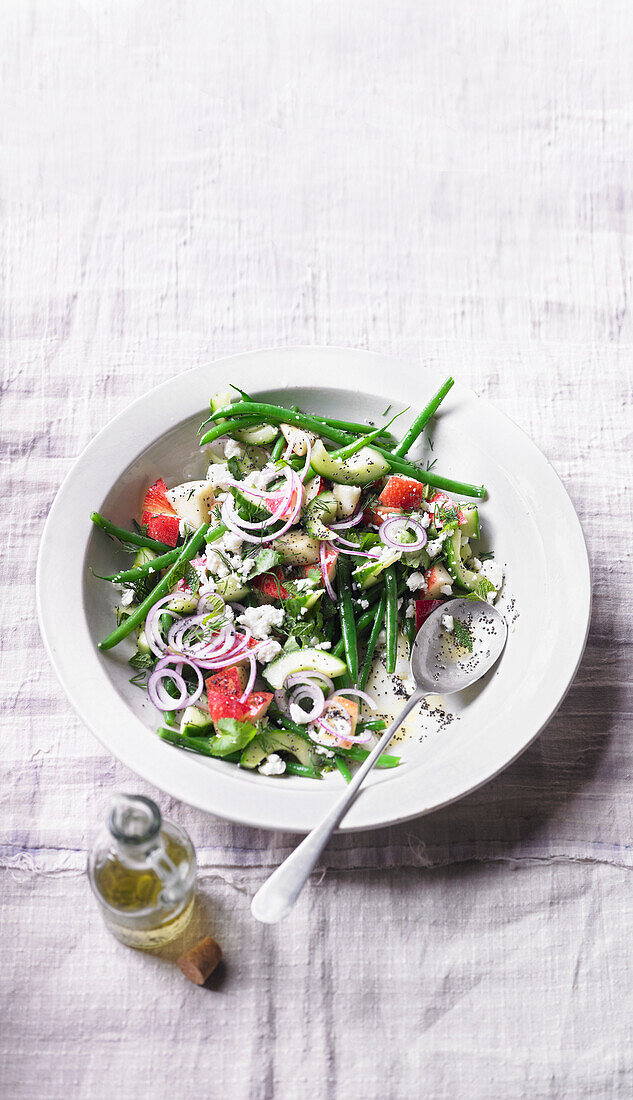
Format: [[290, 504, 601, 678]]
[[251, 598, 507, 924]]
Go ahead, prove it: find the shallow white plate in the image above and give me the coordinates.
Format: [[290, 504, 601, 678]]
[[37, 348, 591, 832]]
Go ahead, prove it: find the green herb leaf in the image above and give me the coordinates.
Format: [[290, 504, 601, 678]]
[[169, 560, 201, 596], [452, 618, 474, 652], [249, 547, 284, 579], [212, 718, 258, 756], [129, 651, 155, 671], [473, 576, 496, 600]]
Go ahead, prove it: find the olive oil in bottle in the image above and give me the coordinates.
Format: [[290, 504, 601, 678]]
[[88, 795, 196, 949]]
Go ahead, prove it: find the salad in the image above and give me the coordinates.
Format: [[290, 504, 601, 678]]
[[91, 377, 503, 781]]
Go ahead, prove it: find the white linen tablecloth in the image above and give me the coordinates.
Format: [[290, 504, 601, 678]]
[[2, 2, 632, 1097]]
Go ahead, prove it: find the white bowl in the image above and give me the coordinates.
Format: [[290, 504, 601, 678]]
[[37, 348, 591, 832]]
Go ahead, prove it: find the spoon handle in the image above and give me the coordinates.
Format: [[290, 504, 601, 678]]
[[250, 691, 424, 924]]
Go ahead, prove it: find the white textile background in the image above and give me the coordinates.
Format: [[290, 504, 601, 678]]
[[1, 2, 632, 1098]]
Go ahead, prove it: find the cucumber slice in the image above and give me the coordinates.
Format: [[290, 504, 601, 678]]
[[353, 548, 401, 590], [211, 390, 234, 414], [136, 629, 151, 655], [181, 705, 214, 737], [215, 575, 251, 601], [132, 547, 157, 569], [240, 729, 313, 769], [235, 424, 278, 445], [445, 530, 479, 591], [167, 592, 199, 613], [303, 491, 338, 539], [460, 505, 480, 539], [263, 647, 348, 690], [309, 439, 390, 486]]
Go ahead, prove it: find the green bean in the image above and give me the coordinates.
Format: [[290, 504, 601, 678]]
[[105, 523, 226, 582], [345, 746, 401, 768], [98, 523, 209, 650], [204, 399, 395, 439], [90, 512, 174, 553], [394, 377, 454, 458], [270, 434, 286, 461], [284, 760, 320, 779], [158, 727, 215, 756], [332, 605, 375, 658], [201, 402, 354, 446], [359, 591, 387, 692], [104, 548, 179, 582], [198, 415, 265, 447], [384, 566, 398, 674], [334, 756, 352, 783], [336, 554, 359, 683], [357, 717, 388, 732]]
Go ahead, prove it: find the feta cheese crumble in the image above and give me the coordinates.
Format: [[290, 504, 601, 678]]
[[441, 613, 454, 632], [406, 571, 427, 591], [223, 438, 243, 460], [258, 753, 286, 776], [255, 639, 283, 664], [237, 604, 284, 639], [440, 584, 453, 596]]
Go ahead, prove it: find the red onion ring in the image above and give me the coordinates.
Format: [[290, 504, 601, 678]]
[[298, 438, 313, 481], [239, 654, 257, 703], [327, 510, 363, 530], [328, 542, 375, 559], [288, 684, 326, 724], [380, 516, 428, 551], [144, 594, 184, 657], [285, 671, 335, 695], [334, 688, 377, 709], [320, 541, 336, 600], [148, 657, 203, 711]]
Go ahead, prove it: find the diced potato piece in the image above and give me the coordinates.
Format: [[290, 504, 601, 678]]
[[280, 424, 318, 456], [273, 532, 320, 565], [333, 484, 361, 518], [166, 480, 215, 527]]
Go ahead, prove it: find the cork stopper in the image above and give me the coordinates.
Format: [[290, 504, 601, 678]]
[[177, 937, 222, 985]]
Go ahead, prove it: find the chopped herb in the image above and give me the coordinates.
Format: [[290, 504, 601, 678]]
[[452, 618, 473, 652], [478, 551, 495, 562], [129, 651, 155, 671], [382, 404, 392, 416], [169, 560, 201, 596]]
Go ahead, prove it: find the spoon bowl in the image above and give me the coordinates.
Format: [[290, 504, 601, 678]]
[[412, 598, 508, 695]]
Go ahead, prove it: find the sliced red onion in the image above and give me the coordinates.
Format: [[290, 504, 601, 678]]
[[298, 438, 313, 482], [148, 658, 203, 711], [144, 594, 183, 657], [285, 671, 335, 695], [221, 470, 302, 545], [288, 684, 326, 724], [380, 516, 428, 551], [334, 688, 377, 709], [327, 510, 363, 530], [320, 541, 336, 600], [329, 543, 375, 559], [239, 654, 257, 703], [223, 479, 285, 501]]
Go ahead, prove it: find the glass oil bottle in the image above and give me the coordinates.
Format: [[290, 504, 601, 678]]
[[88, 794, 196, 949]]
